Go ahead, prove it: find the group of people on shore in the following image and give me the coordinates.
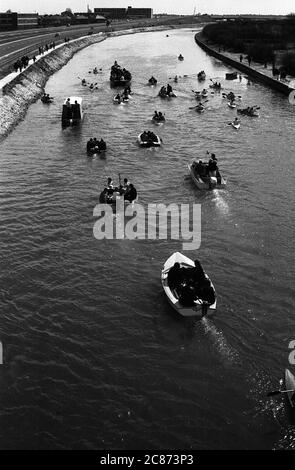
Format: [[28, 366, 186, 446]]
[[110, 61, 132, 82], [100, 177, 137, 203], [86, 138, 107, 153], [13, 55, 32, 73], [168, 260, 215, 311]]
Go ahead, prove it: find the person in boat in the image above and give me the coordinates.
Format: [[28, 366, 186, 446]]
[[147, 131, 157, 143], [115, 93, 121, 102], [124, 85, 131, 94], [233, 117, 240, 126], [158, 112, 165, 121], [208, 153, 218, 177], [87, 138, 94, 152], [124, 183, 137, 202], [99, 138, 106, 151], [178, 283, 196, 307], [99, 188, 108, 203], [167, 262, 182, 290], [141, 131, 149, 142], [107, 178, 114, 194], [72, 100, 80, 119], [123, 178, 130, 191], [189, 259, 206, 286], [153, 111, 159, 120], [167, 83, 173, 95], [174, 75, 178, 83]]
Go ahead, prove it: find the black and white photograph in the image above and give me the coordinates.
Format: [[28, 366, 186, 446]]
[[0, 0, 294, 455]]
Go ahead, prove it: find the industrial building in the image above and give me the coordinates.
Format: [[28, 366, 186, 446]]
[[0, 12, 38, 30], [94, 6, 153, 20]]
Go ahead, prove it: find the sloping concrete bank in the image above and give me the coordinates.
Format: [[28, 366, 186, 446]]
[[194, 32, 294, 96], [0, 24, 173, 139]]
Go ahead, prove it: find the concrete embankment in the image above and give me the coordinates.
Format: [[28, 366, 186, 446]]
[[0, 25, 173, 139], [194, 32, 294, 96]]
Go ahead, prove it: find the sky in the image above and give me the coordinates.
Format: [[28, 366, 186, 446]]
[[1, 0, 295, 16]]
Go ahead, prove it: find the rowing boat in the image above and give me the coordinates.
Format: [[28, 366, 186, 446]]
[[161, 252, 216, 318], [285, 369, 295, 408], [231, 121, 240, 130], [188, 162, 226, 190]]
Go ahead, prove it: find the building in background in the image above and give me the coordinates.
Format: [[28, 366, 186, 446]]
[[0, 12, 17, 30], [17, 13, 38, 29], [94, 6, 153, 20], [126, 6, 153, 19]]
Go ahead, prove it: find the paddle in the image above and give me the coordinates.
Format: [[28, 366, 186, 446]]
[[267, 389, 295, 397], [189, 99, 209, 109]]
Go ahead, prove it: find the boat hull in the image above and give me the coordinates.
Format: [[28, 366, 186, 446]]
[[161, 252, 216, 318]]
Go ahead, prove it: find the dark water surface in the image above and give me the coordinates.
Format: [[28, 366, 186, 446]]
[[0, 28, 294, 450]]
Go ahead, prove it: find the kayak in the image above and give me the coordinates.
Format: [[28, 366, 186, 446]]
[[188, 162, 226, 190], [195, 106, 204, 113], [138, 133, 161, 147], [228, 102, 236, 108], [113, 96, 128, 104], [161, 252, 216, 318], [285, 369, 295, 408], [201, 91, 208, 97], [231, 122, 240, 130]]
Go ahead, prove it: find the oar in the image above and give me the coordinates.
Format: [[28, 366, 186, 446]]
[[267, 389, 295, 397]]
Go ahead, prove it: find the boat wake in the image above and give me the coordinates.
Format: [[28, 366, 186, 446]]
[[212, 190, 229, 215], [199, 317, 239, 366]]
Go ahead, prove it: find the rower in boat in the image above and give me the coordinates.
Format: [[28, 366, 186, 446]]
[[82, 78, 87, 86], [178, 54, 184, 61], [148, 76, 157, 85]]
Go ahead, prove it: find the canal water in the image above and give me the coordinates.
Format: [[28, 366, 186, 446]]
[[0, 28, 294, 449]]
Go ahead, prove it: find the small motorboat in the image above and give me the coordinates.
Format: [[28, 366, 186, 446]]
[[138, 132, 161, 147], [197, 71, 206, 81], [61, 96, 83, 127], [113, 94, 129, 104], [161, 252, 216, 318], [285, 369, 295, 408], [188, 162, 226, 190], [148, 77, 157, 86], [225, 72, 238, 80], [231, 121, 241, 130]]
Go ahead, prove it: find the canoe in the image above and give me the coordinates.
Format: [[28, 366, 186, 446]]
[[195, 106, 204, 113], [231, 122, 240, 130], [137, 133, 161, 147], [158, 91, 177, 99], [201, 91, 208, 97], [113, 96, 128, 104], [99, 191, 138, 205], [188, 163, 226, 190], [152, 116, 165, 124], [161, 252, 216, 318], [285, 369, 295, 408]]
